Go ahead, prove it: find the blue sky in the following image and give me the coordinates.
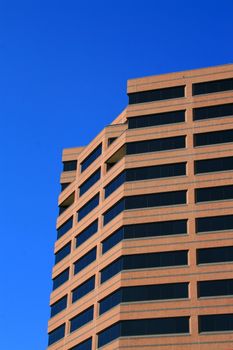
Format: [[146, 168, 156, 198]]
[[0, 0, 232, 349]]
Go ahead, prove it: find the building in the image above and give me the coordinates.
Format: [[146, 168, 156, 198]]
[[47, 64, 233, 350]]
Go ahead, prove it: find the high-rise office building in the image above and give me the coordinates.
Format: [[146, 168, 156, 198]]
[[47, 64, 233, 350]]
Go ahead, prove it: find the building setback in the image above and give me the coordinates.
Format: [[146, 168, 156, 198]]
[[48, 64, 233, 350]]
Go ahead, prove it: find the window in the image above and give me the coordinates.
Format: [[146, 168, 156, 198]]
[[74, 247, 96, 275], [77, 193, 99, 221], [50, 295, 67, 318], [61, 182, 70, 191], [76, 220, 98, 247], [101, 257, 122, 283], [126, 135, 185, 155], [98, 317, 189, 348], [72, 276, 95, 303], [194, 129, 233, 147], [103, 199, 124, 226], [104, 163, 186, 198], [195, 156, 233, 174], [48, 324, 65, 346], [79, 168, 101, 196], [125, 190, 186, 210], [98, 323, 120, 348], [128, 85, 185, 104], [196, 214, 233, 233], [63, 160, 77, 172], [195, 184, 233, 203], [81, 144, 102, 172], [198, 279, 233, 298], [104, 172, 125, 198], [69, 338, 92, 350], [102, 228, 124, 254], [126, 162, 186, 181], [55, 242, 71, 264], [102, 219, 187, 254], [99, 289, 121, 315], [199, 314, 233, 333], [101, 250, 188, 283], [57, 216, 73, 240], [193, 78, 233, 95], [193, 103, 233, 121], [70, 306, 94, 333], [197, 246, 233, 264], [52, 268, 69, 290], [99, 282, 189, 315], [128, 110, 185, 129], [103, 190, 187, 225]]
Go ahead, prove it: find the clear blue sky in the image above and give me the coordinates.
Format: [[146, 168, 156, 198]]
[[0, 0, 232, 349]]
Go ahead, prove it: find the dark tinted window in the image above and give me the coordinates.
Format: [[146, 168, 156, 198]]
[[48, 324, 65, 346], [52, 268, 69, 290], [77, 193, 99, 221], [194, 129, 233, 147], [70, 306, 94, 333], [128, 110, 185, 129], [199, 314, 233, 333], [123, 250, 188, 270], [55, 242, 71, 264], [99, 282, 188, 315], [197, 246, 233, 264], [121, 317, 189, 336], [193, 103, 233, 121], [61, 183, 70, 191], [74, 247, 96, 275], [76, 220, 98, 247], [128, 85, 185, 104], [102, 227, 124, 254], [81, 144, 102, 172], [104, 172, 125, 198], [57, 216, 73, 239], [198, 279, 233, 297], [126, 136, 185, 155], [102, 219, 187, 254], [193, 78, 233, 95], [50, 295, 67, 317], [79, 169, 101, 196], [195, 184, 233, 203], [125, 190, 186, 209], [98, 323, 120, 348], [72, 276, 95, 303], [196, 214, 233, 233], [195, 156, 233, 174], [103, 199, 124, 226], [126, 163, 186, 181], [99, 289, 122, 315], [98, 317, 189, 348], [101, 250, 187, 283], [69, 338, 92, 350], [101, 258, 123, 283], [104, 163, 186, 198], [63, 160, 77, 172], [103, 190, 186, 225]]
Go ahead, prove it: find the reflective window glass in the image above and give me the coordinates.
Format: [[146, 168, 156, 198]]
[[81, 144, 102, 172], [128, 110, 185, 129], [74, 247, 96, 275], [128, 85, 185, 104], [77, 194, 99, 221], [193, 78, 233, 95]]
